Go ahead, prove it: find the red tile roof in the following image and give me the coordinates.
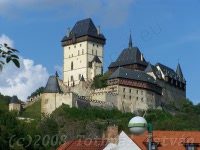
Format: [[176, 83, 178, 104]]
[[57, 139, 107, 150], [130, 131, 200, 150]]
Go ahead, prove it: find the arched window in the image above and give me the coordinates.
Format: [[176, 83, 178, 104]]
[[71, 61, 73, 70]]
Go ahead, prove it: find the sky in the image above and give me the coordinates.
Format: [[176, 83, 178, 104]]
[[0, 0, 200, 104]]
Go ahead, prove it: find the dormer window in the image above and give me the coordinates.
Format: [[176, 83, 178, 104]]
[[186, 145, 197, 150]]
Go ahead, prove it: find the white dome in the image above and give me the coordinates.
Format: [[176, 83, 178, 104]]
[[128, 116, 147, 136]]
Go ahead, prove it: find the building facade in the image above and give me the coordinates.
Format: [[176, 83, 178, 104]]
[[41, 18, 186, 115]]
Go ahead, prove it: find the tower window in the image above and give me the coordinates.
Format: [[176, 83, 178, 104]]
[[71, 61, 73, 70], [79, 74, 81, 79], [96, 50, 97, 55], [74, 45, 76, 48], [80, 44, 82, 47], [69, 47, 70, 49], [92, 49, 94, 55], [78, 50, 80, 55], [82, 49, 84, 54], [71, 76, 73, 81], [97, 45, 98, 48], [93, 44, 95, 47]]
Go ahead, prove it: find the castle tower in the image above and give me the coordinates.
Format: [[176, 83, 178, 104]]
[[61, 18, 106, 86], [9, 95, 21, 112]]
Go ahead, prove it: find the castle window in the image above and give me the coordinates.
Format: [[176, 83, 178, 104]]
[[141, 98, 143, 102], [79, 74, 81, 79], [123, 95, 125, 99], [129, 89, 132, 93], [96, 50, 97, 55], [69, 55, 70, 58], [82, 49, 84, 54], [72, 54, 73, 57], [123, 88, 125, 92], [71, 61, 73, 70], [141, 91, 143, 95], [71, 76, 73, 81], [80, 44, 82, 47], [93, 44, 95, 47], [92, 49, 94, 55], [129, 96, 131, 100], [74, 45, 76, 48], [136, 97, 138, 100], [69, 47, 70, 49], [97, 45, 98, 48], [78, 50, 80, 55], [136, 90, 138, 94]]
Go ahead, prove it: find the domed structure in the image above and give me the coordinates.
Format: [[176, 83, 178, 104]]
[[128, 116, 147, 136]]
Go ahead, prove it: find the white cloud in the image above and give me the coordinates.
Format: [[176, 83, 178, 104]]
[[0, 34, 49, 101], [0, 0, 134, 27], [0, 34, 14, 47]]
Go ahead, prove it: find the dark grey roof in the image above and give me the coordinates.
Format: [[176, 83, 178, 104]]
[[91, 55, 102, 63], [155, 62, 175, 78], [61, 18, 106, 42], [145, 63, 161, 78], [156, 62, 186, 83], [108, 67, 157, 84], [44, 75, 62, 93], [80, 75, 85, 82], [176, 63, 183, 78], [10, 95, 20, 104], [108, 46, 148, 68]]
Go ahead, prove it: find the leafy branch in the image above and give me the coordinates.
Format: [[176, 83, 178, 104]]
[[0, 43, 20, 71]]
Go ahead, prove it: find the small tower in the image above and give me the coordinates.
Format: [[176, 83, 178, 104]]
[[61, 18, 106, 86], [9, 95, 21, 112]]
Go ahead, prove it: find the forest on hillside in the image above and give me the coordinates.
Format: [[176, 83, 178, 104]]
[[0, 93, 200, 149]]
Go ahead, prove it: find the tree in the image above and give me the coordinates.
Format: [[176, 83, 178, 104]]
[[91, 71, 112, 89], [0, 43, 20, 71]]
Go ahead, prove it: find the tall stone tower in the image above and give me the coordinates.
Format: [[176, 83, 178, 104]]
[[61, 18, 106, 86]]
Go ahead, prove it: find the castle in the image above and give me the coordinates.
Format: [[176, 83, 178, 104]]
[[40, 18, 186, 114]]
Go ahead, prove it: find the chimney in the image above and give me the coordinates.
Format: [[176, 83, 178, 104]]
[[141, 53, 143, 61], [67, 28, 70, 37], [97, 26, 100, 35]]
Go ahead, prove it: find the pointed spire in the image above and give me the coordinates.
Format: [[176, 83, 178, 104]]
[[80, 75, 85, 82], [129, 33, 132, 48], [55, 71, 59, 77], [176, 63, 183, 77]]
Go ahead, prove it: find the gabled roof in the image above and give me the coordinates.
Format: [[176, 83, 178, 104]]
[[91, 55, 102, 63], [108, 46, 148, 68], [108, 67, 157, 85], [155, 62, 175, 78], [57, 139, 107, 150], [131, 131, 200, 150], [10, 95, 20, 104], [145, 63, 162, 78], [43, 75, 62, 93], [156, 62, 186, 83], [61, 18, 106, 42]]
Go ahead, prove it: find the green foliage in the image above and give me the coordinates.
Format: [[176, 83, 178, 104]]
[[0, 93, 11, 111], [27, 87, 45, 99], [91, 71, 112, 89], [20, 100, 41, 120], [0, 43, 20, 71]]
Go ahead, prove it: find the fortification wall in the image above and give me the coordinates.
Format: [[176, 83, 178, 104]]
[[41, 92, 73, 114], [158, 80, 185, 106]]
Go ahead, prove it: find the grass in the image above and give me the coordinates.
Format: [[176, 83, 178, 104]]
[[20, 100, 41, 120]]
